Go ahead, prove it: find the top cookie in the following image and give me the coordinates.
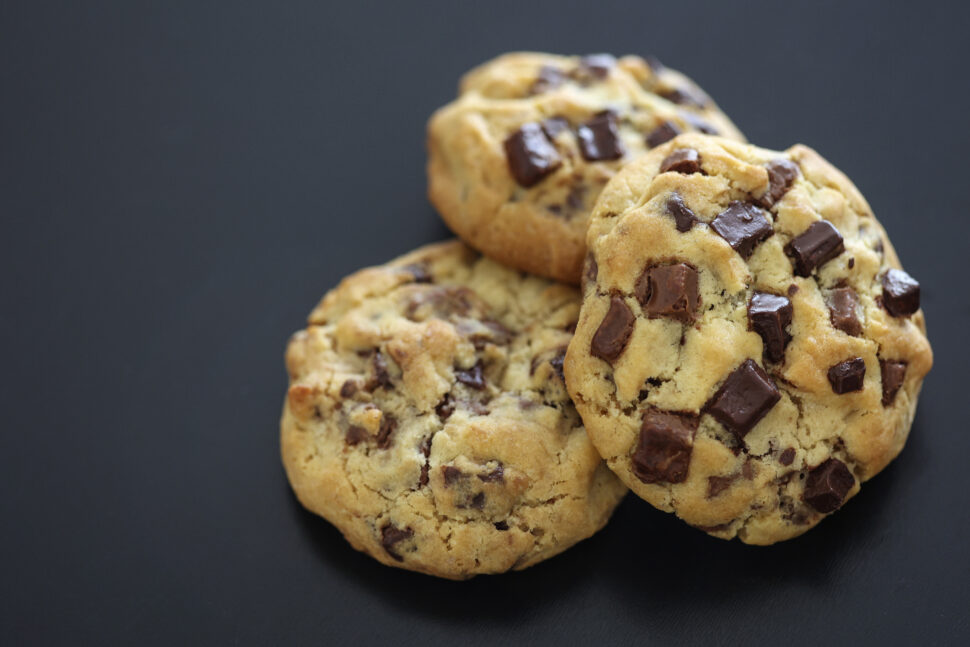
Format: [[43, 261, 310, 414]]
[[281, 240, 626, 579], [565, 133, 932, 544], [427, 52, 744, 284]]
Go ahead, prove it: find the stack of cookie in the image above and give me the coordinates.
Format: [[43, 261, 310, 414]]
[[281, 53, 932, 579]]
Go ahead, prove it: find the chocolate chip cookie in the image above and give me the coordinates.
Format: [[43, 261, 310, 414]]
[[564, 133, 932, 544], [427, 52, 744, 285], [281, 240, 627, 578]]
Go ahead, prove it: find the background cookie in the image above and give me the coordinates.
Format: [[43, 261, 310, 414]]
[[281, 240, 627, 579], [565, 133, 932, 544], [427, 52, 745, 284]]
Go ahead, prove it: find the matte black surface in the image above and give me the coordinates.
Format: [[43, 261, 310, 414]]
[[2, 1, 968, 644]]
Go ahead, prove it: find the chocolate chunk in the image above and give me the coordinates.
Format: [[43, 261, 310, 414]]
[[786, 220, 844, 276], [504, 122, 562, 187], [418, 437, 432, 487], [660, 86, 708, 108], [711, 202, 774, 259], [828, 287, 862, 336], [645, 120, 681, 148], [748, 292, 793, 363], [435, 394, 455, 420], [494, 521, 509, 531], [577, 111, 625, 161], [631, 410, 698, 484], [402, 263, 433, 284], [635, 263, 700, 323], [478, 463, 505, 483], [779, 447, 796, 466], [575, 53, 616, 81], [705, 359, 781, 439], [367, 351, 392, 391], [376, 413, 397, 449], [706, 474, 737, 498], [591, 296, 635, 363], [549, 351, 566, 382], [465, 320, 512, 351], [455, 362, 486, 390], [660, 148, 703, 175], [345, 425, 368, 446], [541, 116, 569, 139], [880, 359, 907, 406], [680, 112, 718, 135], [442, 465, 463, 485], [828, 357, 866, 394], [380, 524, 413, 561], [530, 65, 566, 94], [759, 159, 799, 208], [803, 458, 855, 514], [665, 193, 699, 232], [339, 380, 358, 398], [470, 492, 486, 510], [881, 269, 920, 316], [787, 284, 799, 297]]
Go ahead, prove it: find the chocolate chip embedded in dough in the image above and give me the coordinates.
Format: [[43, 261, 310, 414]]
[[664, 193, 699, 232], [435, 394, 455, 421], [786, 220, 845, 277], [478, 463, 505, 483], [880, 359, 907, 406], [748, 292, 793, 363], [759, 159, 799, 208], [659, 85, 709, 108], [366, 351, 393, 391], [803, 458, 855, 514], [376, 413, 398, 449], [441, 465, 463, 486], [345, 425, 368, 446], [646, 120, 681, 148], [455, 361, 486, 390], [591, 296, 635, 363], [779, 447, 796, 466], [828, 357, 866, 394], [577, 111, 625, 161], [635, 263, 700, 324], [704, 359, 781, 439], [711, 201, 774, 259], [706, 474, 737, 498], [494, 521, 509, 531], [574, 53, 616, 81], [469, 492, 486, 510], [541, 116, 570, 139], [402, 263, 433, 284], [631, 410, 698, 484], [828, 286, 862, 336], [881, 269, 920, 317], [380, 524, 414, 562], [504, 122, 562, 187], [339, 380, 358, 398], [529, 65, 566, 95], [659, 148, 703, 175]]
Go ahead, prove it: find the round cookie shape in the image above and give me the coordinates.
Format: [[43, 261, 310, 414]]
[[427, 52, 745, 285], [565, 133, 932, 544], [281, 240, 627, 578]]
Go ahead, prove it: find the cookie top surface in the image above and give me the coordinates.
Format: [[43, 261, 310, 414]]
[[564, 133, 932, 544], [427, 52, 745, 284], [281, 240, 626, 579]]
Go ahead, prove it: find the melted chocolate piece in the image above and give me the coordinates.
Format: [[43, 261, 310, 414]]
[[828, 286, 862, 336], [748, 292, 793, 363], [494, 521, 509, 531], [339, 380, 358, 398], [659, 148, 703, 174], [370, 351, 392, 390], [549, 351, 566, 382], [828, 357, 866, 394], [759, 159, 799, 208], [591, 296, 635, 363], [418, 437, 432, 487], [881, 269, 920, 316], [376, 413, 397, 449], [779, 447, 796, 466], [711, 202, 773, 259], [706, 474, 737, 498], [380, 524, 413, 561], [470, 492, 486, 510], [456, 362, 486, 390], [803, 458, 855, 513], [645, 120, 681, 148], [530, 65, 566, 94], [660, 85, 709, 108], [478, 463, 505, 483], [631, 410, 698, 484], [402, 263, 433, 284], [345, 425, 368, 446], [705, 359, 781, 439], [665, 193, 699, 232], [435, 394, 455, 420], [635, 263, 700, 323], [541, 116, 569, 139], [577, 111, 625, 161], [786, 220, 844, 276], [442, 465, 463, 485], [575, 53, 616, 81], [880, 359, 907, 405], [504, 122, 562, 187]]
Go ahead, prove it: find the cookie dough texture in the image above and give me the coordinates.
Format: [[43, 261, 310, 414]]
[[281, 240, 626, 579], [565, 133, 932, 544], [427, 52, 744, 285]]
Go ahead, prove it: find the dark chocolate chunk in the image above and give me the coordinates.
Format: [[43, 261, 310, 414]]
[[659, 85, 709, 108], [494, 521, 509, 531], [635, 263, 700, 323], [880, 359, 907, 406], [577, 111, 625, 161], [541, 116, 569, 139], [665, 193, 699, 232], [748, 292, 793, 363], [705, 359, 781, 439], [631, 410, 698, 484], [828, 357, 866, 394], [504, 122, 562, 187], [786, 220, 844, 276], [803, 458, 855, 514], [418, 437, 432, 487], [442, 465, 463, 485], [470, 492, 486, 510], [787, 284, 799, 297], [435, 394, 455, 420], [456, 362, 486, 390], [710, 202, 773, 259], [530, 65, 566, 94], [402, 263, 433, 284], [549, 351, 566, 382], [367, 351, 392, 391], [680, 111, 718, 135], [345, 425, 368, 446], [881, 269, 920, 317], [706, 474, 737, 498], [828, 286, 862, 336], [645, 120, 681, 148], [591, 296, 635, 363], [478, 463, 505, 483], [339, 380, 358, 398], [660, 148, 703, 175], [759, 159, 799, 208], [465, 320, 512, 350], [575, 53, 616, 81], [380, 524, 413, 561], [779, 447, 796, 466], [376, 413, 397, 449]]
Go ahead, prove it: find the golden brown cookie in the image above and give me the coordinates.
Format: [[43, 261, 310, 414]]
[[565, 133, 932, 544], [281, 240, 626, 579], [427, 52, 744, 284]]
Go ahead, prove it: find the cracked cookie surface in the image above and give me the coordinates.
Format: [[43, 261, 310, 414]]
[[427, 52, 744, 285], [281, 240, 627, 578], [564, 133, 932, 544]]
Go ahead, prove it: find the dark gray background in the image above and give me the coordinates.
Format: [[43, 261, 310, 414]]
[[2, 0, 968, 644]]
